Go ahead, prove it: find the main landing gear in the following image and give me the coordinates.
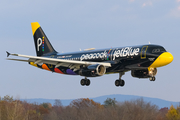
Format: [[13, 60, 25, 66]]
[[80, 77, 90, 86], [115, 72, 125, 87]]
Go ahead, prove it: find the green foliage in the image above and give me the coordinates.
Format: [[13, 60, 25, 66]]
[[2, 95, 13, 102], [41, 103, 49, 109], [103, 98, 117, 107]]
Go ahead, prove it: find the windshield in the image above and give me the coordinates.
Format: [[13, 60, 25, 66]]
[[149, 46, 166, 54]]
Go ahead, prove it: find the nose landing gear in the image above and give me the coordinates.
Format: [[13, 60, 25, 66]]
[[149, 77, 156, 81]]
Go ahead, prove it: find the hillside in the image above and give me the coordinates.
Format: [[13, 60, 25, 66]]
[[22, 94, 179, 108]]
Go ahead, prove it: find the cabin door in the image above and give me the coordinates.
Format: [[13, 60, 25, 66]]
[[141, 46, 148, 59]]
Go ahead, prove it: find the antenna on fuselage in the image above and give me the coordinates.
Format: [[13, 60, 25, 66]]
[[149, 41, 151, 44]]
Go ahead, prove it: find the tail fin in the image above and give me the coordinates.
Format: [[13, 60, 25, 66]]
[[31, 22, 57, 56]]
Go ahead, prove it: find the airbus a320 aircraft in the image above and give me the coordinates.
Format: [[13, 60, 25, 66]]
[[7, 22, 173, 87]]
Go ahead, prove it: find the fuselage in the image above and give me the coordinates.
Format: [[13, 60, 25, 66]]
[[30, 44, 173, 76]]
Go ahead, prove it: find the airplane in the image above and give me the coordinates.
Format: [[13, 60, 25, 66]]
[[6, 22, 174, 87]]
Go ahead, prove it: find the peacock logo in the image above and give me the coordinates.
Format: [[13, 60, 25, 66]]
[[37, 37, 45, 52]]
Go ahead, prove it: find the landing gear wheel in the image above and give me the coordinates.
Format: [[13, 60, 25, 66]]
[[149, 77, 156, 81], [119, 79, 125, 87], [115, 80, 120, 87], [86, 79, 90, 86], [80, 79, 86, 86], [115, 79, 125, 87], [80, 78, 91, 86]]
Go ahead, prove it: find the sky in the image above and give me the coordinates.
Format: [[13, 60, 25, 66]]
[[0, 0, 180, 102]]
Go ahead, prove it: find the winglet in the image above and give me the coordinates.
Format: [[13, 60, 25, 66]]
[[6, 51, 11, 57]]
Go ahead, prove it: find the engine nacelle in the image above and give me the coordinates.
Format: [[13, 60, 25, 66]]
[[79, 64, 106, 77], [131, 68, 157, 78]]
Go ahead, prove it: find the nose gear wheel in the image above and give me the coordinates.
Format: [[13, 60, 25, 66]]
[[149, 77, 156, 81]]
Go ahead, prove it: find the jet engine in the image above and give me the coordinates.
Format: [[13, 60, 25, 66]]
[[79, 64, 106, 77], [131, 68, 157, 78]]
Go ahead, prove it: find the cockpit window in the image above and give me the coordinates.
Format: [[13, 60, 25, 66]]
[[152, 47, 166, 53]]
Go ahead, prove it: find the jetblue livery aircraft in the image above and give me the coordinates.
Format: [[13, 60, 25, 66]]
[[7, 22, 174, 87]]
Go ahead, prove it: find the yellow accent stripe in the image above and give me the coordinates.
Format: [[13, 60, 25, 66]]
[[30, 62, 38, 67], [31, 22, 41, 35]]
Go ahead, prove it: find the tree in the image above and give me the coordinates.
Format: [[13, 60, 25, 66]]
[[115, 98, 159, 120], [2, 95, 13, 102], [41, 103, 52, 109], [166, 105, 180, 120], [157, 107, 169, 120], [53, 99, 63, 115], [103, 98, 117, 107], [54, 99, 62, 107], [70, 98, 103, 109]]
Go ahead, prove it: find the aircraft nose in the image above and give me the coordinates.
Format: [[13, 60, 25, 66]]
[[150, 52, 173, 68]]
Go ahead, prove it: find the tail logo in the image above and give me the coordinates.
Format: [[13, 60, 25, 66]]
[[37, 37, 45, 51]]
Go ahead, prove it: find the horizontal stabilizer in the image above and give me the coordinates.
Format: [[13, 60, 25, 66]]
[[6, 51, 11, 57], [6, 58, 29, 62]]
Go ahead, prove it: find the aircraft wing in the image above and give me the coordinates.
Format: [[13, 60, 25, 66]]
[[6, 52, 111, 69]]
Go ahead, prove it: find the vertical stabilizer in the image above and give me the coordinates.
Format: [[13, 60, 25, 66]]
[[31, 22, 57, 56]]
